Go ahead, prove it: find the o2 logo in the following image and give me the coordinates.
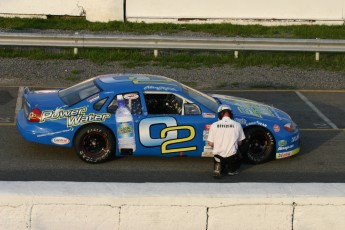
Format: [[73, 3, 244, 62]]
[[139, 117, 196, 154]]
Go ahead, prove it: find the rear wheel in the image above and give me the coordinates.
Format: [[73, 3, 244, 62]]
[[74, 124, 115, 163], [241, 126, 275, 164]]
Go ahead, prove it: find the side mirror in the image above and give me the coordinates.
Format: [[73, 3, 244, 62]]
[[184, 103, 201, 115]]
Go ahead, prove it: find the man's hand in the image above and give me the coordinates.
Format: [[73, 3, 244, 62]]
[[208, 141, 214, 147]]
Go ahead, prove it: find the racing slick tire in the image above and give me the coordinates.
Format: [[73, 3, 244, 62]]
[[241, 126, 275, 164], [74, 124, 115, 163]]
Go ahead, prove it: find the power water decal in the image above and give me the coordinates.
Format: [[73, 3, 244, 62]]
[[40, 106, 110, 127], [51, 137, 70, 145], [139, 117, 196, 154], [117, 121, 134, 138], [41, 107, 87, 122]]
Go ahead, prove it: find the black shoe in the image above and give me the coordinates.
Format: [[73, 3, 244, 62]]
[[213, 173, 222, 178], [227, 171, 239, 176]]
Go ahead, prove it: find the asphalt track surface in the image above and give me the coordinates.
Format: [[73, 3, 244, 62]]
[[0, 87, 344, 183]]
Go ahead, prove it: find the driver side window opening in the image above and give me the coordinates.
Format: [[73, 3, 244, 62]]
[[107, 92, 143, 115], [144, 92, 200, 115]]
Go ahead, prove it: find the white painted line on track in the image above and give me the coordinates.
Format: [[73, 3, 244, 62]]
[[296, 91, 338, 130], [14, 87, 24, 122]]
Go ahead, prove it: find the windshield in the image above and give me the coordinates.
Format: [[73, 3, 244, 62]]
[[181, 84, 218, 112], [59, 78, 101, 106]]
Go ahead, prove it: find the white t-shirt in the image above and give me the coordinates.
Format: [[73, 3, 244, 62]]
[[207, 116, 245, 158]]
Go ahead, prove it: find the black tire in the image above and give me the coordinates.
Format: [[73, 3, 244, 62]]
[[74, 124, 115, 163], [241, 126, 275, 164]]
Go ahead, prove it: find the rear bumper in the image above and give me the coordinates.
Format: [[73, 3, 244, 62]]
[[16, 110, 73, 147]]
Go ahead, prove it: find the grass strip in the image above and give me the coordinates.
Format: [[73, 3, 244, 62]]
[[1, 47, 345, 72], [1, 17, 345, 39], [1, 17, 345, 72]]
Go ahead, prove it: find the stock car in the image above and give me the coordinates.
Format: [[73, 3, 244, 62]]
[[16, 74, 300, 164]]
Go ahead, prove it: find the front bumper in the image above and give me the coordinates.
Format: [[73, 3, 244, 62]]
[[275, 131, 300, 159]]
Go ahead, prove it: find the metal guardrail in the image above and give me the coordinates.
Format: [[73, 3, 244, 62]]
[[1, 32, 345, 60]]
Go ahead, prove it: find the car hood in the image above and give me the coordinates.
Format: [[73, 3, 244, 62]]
[[24, 88, 65, 110], [211, 94, 292, 121]]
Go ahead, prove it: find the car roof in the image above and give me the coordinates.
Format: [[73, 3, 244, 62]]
[[95, 74, 183, 93]]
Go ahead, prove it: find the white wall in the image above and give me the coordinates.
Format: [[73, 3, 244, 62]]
[[84, 0, 123, 22], [0, 0, 124, 22], [0, 0, 344, 25], [126, 0, 345, 25]]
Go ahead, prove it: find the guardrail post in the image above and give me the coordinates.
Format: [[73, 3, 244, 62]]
[[315, 52, 320, 61], [234, 51, 239, 59], [154, 49, 159, 57], [74, 32, 79, 55]]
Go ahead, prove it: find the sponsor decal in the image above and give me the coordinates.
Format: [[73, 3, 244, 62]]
[[202, 150, 214, 157], [87, 94, 100, 103], [234, 118, 247, 125], [274, 124, 280, 132], [276, 147, 300, 159], [51, 137, 70, 145], [124, 93, 139, 100], [234, 102, 275, 118], [143, 85, 177, 92], [278, 140, 287, 147], [129, 76, 150, 81], [246, 121, 267, 127], [40, 106, 111, 128], [202, 113, 215, 118], [203, 130, 209, 141], [204, 124, 211, 130], [291, 134, 299, 143], [37, 129, 72, 137], [203, 124, 211, 141], [278, 144, 294, 151]]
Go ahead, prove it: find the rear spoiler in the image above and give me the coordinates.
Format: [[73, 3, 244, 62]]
[[24, 87, 31, 95]]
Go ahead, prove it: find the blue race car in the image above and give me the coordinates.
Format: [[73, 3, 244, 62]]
[[16, 74, 300, 164]]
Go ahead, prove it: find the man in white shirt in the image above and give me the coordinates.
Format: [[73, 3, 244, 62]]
[[207, 105, 245, 178]]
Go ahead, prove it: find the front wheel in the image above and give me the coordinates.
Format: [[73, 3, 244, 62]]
[[241, 126, 275, 164], [74, 124, 115, 163]]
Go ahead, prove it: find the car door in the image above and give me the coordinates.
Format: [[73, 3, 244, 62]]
[[106, 91, 145, 156], [138, 91, 217, 157]]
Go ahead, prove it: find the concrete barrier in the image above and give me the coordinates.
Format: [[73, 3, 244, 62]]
[[1, 182, 345, 229]]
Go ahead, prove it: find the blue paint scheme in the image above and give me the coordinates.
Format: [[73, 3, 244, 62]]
[[16, 74, 300, 159]]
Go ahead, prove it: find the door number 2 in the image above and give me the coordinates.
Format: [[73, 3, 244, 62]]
[[139, 117, 196, 154]]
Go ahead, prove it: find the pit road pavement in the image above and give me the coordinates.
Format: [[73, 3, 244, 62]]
[[0, 87, 344, 183]]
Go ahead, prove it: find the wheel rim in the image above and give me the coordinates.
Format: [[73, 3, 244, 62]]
[[248, 131, 269, 159], [81, 132, 108, 159]]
